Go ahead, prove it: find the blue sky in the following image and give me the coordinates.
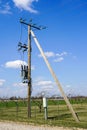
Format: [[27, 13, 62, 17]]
[[0, 0, 87, 98]]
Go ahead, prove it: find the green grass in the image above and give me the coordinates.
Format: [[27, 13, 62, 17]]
[[0, 98, 87, 129]]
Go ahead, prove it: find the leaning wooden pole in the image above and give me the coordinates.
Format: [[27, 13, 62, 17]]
[[31, 30, 79, 123]]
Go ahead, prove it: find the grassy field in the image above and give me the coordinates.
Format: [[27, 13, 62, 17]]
[[0, 98, 87, 129]]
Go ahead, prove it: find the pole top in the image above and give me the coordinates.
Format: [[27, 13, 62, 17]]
[[20, 18, 46, 30]]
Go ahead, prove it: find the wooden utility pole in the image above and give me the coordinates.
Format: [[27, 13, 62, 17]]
[[19, 18, 43, 118], [27, 25, 31, 118]]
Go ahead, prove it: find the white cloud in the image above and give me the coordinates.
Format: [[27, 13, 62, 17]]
[[38, 51, 55, 58], [0, 79, 6, 86], [64, 85, 76, 97], [38, 51, 67, 58], [13, 0, 38, 13], [38, 51, 68, 63], [0, 85, 27, 98], [32, 79, 60, 97], [0, 87, 10, 98], [35, 80, 54, 86], [56, 51, 67, 57], [33, 80, 55, 92], [66, 84, 71, 88], [13, 82, 27, 87], [5, 60, 27, 69], [0, 3, 12, 14], [12, 80, 55, 97], [5, 60, 35, 70], [31, 65, 35, 70], [54, 57, 64, 62]]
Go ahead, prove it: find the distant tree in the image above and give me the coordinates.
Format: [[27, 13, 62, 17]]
[[10, 96, 17, 100], [35, 92, 44, 113]]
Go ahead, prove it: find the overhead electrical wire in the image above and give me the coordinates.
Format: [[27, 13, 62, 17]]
[[18, 23, 26, 69]]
